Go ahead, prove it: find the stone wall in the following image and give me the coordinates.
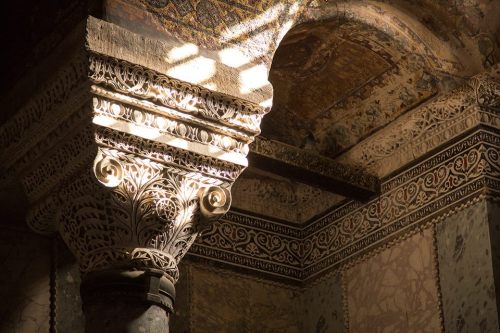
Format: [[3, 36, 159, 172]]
[[0, 227, 51, 333], [177, 263, 303, 333], [299, 197, 500, 333], [436, 199, 499, 332], [301, 272, 345, 333], [345, 228, 441, 333]]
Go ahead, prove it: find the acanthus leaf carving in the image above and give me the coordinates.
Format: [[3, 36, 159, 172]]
[[59, 147, 233, 283]]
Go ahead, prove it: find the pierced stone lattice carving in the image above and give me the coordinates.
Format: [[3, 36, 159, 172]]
[[58, 148, 232, 283], [89, 54, 268, 135]]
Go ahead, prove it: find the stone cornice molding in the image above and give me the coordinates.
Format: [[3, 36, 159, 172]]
[[249, 137, 380, 199], [191, 128, 500, 283], [336, 64, 500, 178]]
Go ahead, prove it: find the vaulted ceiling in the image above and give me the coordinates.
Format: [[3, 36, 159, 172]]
[[231, 0, 500, 224]]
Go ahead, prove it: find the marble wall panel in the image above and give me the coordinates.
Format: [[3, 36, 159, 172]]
[[487, 200, 500, 315], [189, 263, 302, 333], [55, 240, 84, 333], [345, 228, 441, 333], [302, 272, 345, 333], [0, 229, 51, 333], [436, 199, 499, 333]]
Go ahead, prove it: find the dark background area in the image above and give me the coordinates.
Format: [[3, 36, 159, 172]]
[[0, 1, 100, 115], [0, 0, 100, 229]]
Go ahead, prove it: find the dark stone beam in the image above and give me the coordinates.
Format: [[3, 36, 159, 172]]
[[248, 137, 380, 201]]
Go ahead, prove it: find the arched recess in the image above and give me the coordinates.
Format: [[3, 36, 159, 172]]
[[262, 0, 495, 158]]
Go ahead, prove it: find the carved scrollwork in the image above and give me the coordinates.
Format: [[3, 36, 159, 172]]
[[58, 147, 233, 282], [89, 54, 268, 135], [199, 186, 232, 217], [337, 66, 500, 175], [94, 152, 124, 187], [302, 134, 499, 273]]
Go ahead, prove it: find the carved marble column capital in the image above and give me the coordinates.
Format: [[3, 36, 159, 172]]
[[52, 50, 263, 282], [52, 51, 257, 283], [1, 20, 268, 286], [58, 145, 232, 283]]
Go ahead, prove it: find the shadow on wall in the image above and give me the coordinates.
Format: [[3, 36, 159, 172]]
[[0, 229, 51, 333]]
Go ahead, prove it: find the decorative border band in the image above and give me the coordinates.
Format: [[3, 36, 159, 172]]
[[89, 54, 268, 135], [190, 128, 500, 282]]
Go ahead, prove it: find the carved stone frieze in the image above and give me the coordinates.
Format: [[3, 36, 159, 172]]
[[55, 147, 231, 283], [89, 54, 268, 136], [302, 131, 500, 277], [191, 128, 500, 282], [0, 50, 88, 169], [336, 65, 500, 177]]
